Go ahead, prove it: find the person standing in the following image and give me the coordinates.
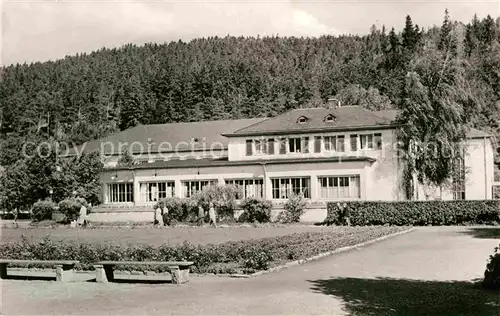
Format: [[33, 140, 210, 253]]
[[208, 202, 217, 228], [162, 205, 170, 226], [153, 199, 159, 226], [198, 205, 205, 226], [339, 202, 350, 226]]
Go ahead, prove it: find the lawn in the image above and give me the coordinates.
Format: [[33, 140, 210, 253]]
[[0, 225, 342, 246]]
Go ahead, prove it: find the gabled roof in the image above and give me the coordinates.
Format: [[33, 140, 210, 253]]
[[224, 106, 395, 137], [70, 118, 266, 156]]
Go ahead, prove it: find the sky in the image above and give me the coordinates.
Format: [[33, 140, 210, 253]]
[[1, 0, 499, 66]]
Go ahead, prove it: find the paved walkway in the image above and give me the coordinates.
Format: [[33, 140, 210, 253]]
[[1, 227, 499, 315]]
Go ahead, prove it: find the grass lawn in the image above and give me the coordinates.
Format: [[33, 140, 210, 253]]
[[1, 224, 343, 246]]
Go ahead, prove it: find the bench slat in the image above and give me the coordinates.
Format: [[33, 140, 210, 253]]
[[96, 261, 194, 266], [0, 259, 79, 265]]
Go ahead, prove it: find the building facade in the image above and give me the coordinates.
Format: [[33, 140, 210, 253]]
[[75, 106, 495, 221]]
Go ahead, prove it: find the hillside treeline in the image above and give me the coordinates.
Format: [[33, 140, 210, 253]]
[[0, 12, 499, 167]]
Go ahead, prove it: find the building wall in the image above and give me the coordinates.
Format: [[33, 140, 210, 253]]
[[100, 160, 377, 206], [99, 133, 493, 206], [464, 137, 494, 199], [414, 137, 494, 200], [227, 128, 395, 161], [364, 130, 402, 200]]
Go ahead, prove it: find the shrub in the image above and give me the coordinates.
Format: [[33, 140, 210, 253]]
[[239, 198, 272, 223], [277, 193, 308, 223], [58, 198, 82, 222], [31, 200, 56, 222], [242, 246, 273, 270], [191, 185, 238, 222], [483, 243, 500, 290], [324, 200, 500, 226]]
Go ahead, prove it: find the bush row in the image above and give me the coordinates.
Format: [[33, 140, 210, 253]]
[[0, 226, 407, 274], [325, 200, 500, 226], [155, 192, 308, 224], [31, 198, 91, 222]]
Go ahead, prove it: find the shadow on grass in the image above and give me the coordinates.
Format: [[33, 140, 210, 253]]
[[462, 228, 500, 239], [309, 277, 500, 316]]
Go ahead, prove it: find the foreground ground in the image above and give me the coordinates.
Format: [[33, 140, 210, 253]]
[[1, 226, 499, 315], [0, 224, 339, 246]]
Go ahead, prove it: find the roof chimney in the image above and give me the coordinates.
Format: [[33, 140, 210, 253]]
[[327, 97, 341, 109]]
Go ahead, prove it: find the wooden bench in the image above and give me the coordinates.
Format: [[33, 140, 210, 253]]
[[0, 259, 79, 282], [93, 261, 194, 284]]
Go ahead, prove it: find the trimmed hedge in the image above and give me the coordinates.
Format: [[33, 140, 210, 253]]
[[0, 226, 408, 274], [325, 200, 500, 226]]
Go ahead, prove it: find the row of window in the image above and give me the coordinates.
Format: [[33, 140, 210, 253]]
[[107, 176, 361, 203], [245, 133, 383, 156]]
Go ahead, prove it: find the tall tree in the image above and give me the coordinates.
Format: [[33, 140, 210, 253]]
[[397, 48, 478, 199], [118, 75, 145, 130], [439, 9, 453, 51]]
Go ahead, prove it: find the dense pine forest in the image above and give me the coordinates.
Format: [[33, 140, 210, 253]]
[[0, 12, 499, 169]]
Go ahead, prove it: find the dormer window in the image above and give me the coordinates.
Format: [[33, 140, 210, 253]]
[[324, 114, 336, 122], [297, 116, 308, 124]]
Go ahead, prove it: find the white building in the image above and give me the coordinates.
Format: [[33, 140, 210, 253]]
[[75, 105, 495, 222]]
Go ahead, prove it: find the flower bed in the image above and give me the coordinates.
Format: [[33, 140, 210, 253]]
[[0, 226, 409, 274]]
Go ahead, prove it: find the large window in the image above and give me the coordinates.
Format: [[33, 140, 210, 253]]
[[139, 181, 175, 202], [324, 136, 336, 151], [246, 139, 276, 155], [288, 137, 309, 153], [350, 135, 358, 151], [279, 137, 287, 154], [288, 137, 302, 153], [225, 179, 264, 199], [314, 136, 322, 153], [271, 177, 310, 199], [452, 158, 466, 200], [108, 183, 134, 203], [323, 135, 345, 152], [358, 133, 383, 150], [249, 136, 313, 155], [318, 175, 361, 199], [246, 140, 253, 156], [267, 139, 275, 155], [182, 180, 217, 198], [255, 139, 266, 154]]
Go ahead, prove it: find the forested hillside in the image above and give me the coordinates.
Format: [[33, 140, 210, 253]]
[[1, 12, 499, 169]]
